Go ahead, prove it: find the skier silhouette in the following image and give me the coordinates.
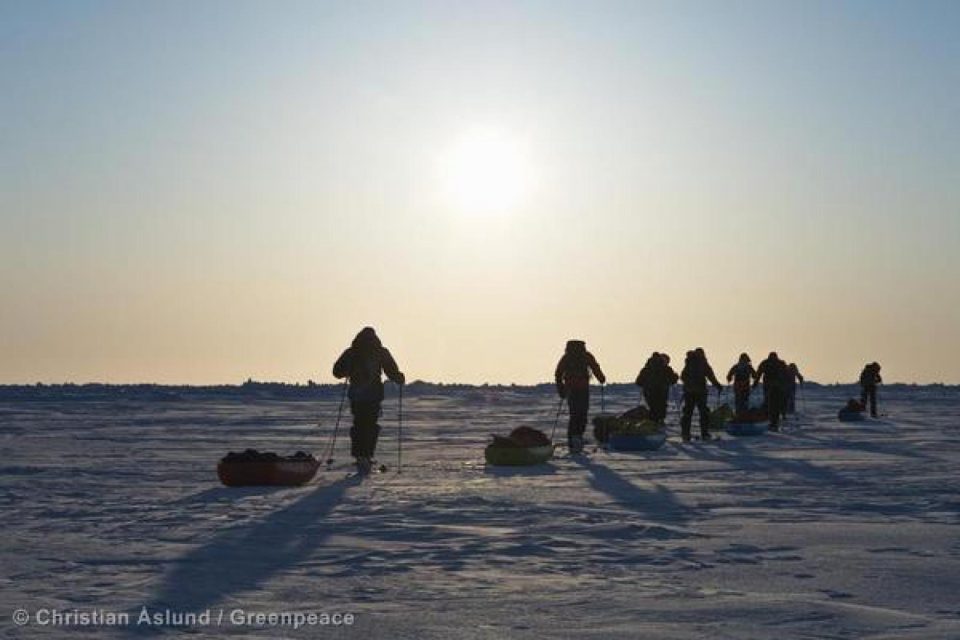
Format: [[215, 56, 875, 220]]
[[333, 327, 405, 473]]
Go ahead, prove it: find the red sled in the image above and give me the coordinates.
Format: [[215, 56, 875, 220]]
[[217, 457, 320, 487]]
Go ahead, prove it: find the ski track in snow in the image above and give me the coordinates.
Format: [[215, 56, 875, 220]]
[[1, 386, 959, 638]]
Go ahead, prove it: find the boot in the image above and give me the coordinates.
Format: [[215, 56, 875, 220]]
[[570, 436, 584, 454]]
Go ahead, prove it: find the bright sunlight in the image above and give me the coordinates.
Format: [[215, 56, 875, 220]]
[[439, 127, 535, 216]]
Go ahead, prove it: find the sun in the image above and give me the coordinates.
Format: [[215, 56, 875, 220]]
[[439, 127, 534, 215]]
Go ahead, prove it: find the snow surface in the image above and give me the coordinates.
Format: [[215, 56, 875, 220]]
[[2, 384, 959, 639]]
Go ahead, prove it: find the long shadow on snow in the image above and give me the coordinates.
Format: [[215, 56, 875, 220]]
[[573, 456, 694, 525], [171, 485, 293, 505], [483, 464, 558, 477], [129, 476, 360, 633], [785, 430, 932, 461], [678, 439, 857, 487]]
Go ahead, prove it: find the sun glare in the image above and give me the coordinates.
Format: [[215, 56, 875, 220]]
[[439, 127, 534, 215]]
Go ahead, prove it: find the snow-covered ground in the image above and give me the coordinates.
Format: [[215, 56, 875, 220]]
[[2, 384, 959, 639]]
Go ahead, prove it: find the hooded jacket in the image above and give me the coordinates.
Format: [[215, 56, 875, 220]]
[[636, 355, 679, 390], [333, 328, 404, 403], [859, 365, 882, 387], [785, 364, 804, 388], [555, 340, 606, 392], [756, 355, 788, 390], [681, 352, 721, 394], [727, 361, 757, 385]]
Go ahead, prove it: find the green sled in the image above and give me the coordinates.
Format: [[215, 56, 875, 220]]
[[484, 444, 555, 466], [710, 404, 734, 430]]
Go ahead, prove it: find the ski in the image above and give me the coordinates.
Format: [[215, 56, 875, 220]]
[[557, 450, 592, 460], [677, 436, 723, 444], [346, 462, 389, 478]]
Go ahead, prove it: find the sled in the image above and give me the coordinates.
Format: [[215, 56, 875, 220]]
[[608, 431, 668, 451], [725, 421, 769, 437], [837, 409, 866, 422], [592, 413, 620, 444], [217, 458, 320, 487], [709, 404, 734, 430], [484, 444, 554, 466]]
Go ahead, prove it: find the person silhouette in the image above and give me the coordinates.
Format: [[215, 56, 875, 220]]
[[680, 348, 723, 441], [332, 327, 405, 473], [754, 352, 788, 431], [859, 362, 882, 418], [726, 353, 757, 416], [636, 352, 678, 422], [785, 362, 805, 415], [555, 340, 605, 454]]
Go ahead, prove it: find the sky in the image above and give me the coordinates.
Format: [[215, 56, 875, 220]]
[[2, 0, 958, 385]]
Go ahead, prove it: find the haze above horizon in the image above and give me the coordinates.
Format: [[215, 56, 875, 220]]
[[2, 1, 958, 385]]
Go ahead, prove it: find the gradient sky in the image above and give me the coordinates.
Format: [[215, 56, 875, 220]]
[[2, 0, 958, 384]]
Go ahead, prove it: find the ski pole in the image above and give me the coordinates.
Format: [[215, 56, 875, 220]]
[[324, 381, 348, 466], [397, 383, 404, 474], [600, 383, 606, 414], [549, 396, 565, 442]]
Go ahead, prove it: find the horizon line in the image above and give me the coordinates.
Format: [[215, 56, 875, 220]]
[[2, 379, 958, 389]]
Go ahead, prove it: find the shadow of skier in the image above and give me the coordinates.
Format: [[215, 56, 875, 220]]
[[677, 439, 857, 487], [572, 456, 694, 525], [128, 475, 360, 633], [170, 485, 293, 505], [482, 463, 559, 477]]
